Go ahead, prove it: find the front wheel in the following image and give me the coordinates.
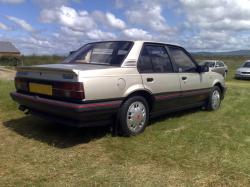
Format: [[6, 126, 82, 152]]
[[117, 96, 149, 136], [206, 86, 222, 111]]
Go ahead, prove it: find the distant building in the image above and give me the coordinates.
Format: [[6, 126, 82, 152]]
[[0, 41, 21, 58]]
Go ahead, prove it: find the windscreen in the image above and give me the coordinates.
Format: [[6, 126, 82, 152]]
[[243, 62, 250, 67], [62, 41, 133, 66]]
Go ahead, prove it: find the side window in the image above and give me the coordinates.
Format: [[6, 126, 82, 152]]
[[138, 45, 173, 73], [138, 46, 154, 73], [217, 61, 224, 67], [168, 47, 197, 72]]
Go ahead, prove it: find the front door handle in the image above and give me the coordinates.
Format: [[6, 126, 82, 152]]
[[147, 78, 154, 82], [182, 76, 188, 81]]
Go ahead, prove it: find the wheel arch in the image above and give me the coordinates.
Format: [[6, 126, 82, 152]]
[[212, 81, 226, 99], [122, 89, 155, 112]]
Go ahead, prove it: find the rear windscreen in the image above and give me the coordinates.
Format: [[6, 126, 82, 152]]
[[62, 41, 133, 66]]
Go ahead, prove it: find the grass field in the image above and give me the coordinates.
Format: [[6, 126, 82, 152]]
[[0, 56, 250, 186]]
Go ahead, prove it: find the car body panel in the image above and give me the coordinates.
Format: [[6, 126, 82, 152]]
[[140, 73, 181, 94], [80, 68, 143, 100]]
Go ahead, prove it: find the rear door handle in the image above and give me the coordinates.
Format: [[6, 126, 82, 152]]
[[182, 76, 188, 81], [147, 78, 154, 82]]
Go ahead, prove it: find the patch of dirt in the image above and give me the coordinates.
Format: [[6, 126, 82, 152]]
[[0, 67, 16, 80]]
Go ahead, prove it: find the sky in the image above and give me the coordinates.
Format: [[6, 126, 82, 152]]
[[0, 0, 250, 55]]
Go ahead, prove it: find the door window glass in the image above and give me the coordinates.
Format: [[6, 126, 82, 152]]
[[138, 45, 173, 73], [168, 47, 197, 72]]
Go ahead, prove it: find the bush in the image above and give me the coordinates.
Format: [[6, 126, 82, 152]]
[[0, 55, 65, 67], [21, 55, 64, 66], [0, 56, 21, 66]]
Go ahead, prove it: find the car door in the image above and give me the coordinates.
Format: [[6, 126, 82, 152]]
[[167, 46, 210, 106], [138, 43, 182, 112]]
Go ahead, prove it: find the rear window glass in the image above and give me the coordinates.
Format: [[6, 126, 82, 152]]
[[62, 41, 133, 66]]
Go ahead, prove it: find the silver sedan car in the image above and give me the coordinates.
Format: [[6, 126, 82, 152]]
[[235, 60, 250, 79], [201, 60, 228, 77], [11, 40, 226, 136]]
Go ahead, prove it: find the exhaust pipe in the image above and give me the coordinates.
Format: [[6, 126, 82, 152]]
[[18, 105, 26, 111], [18, 105, 29, 114]]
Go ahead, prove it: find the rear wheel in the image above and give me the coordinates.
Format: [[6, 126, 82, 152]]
[[118, 96, 149, 136], [206, 86, 222, 111]]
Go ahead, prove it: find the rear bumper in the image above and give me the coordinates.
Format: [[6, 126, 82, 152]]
[[10, 92, 122, 127]]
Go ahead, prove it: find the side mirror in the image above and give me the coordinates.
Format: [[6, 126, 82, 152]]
[[198, 65, 209, 73]]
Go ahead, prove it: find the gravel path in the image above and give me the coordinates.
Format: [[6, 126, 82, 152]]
[[0, 67, 16, 80]]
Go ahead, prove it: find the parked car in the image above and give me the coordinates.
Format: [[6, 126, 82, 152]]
[[10, 41, 227, 136], [200, 60, 228, 77], [235, 60, 250, 79]]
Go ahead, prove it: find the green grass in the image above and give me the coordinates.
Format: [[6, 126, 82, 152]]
[[1, 57, 250, 186]]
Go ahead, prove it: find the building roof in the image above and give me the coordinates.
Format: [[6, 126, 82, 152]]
[[0, 41, 20, 53]]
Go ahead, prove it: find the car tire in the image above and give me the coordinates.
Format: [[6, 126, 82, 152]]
[[206, 86, 222, 111], [117, 96, 149, 136]]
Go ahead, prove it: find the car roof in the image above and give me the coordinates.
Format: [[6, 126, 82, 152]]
[[86, 40, 182, 48]]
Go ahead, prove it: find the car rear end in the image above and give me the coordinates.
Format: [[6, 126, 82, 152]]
[[11, 65, 120, 127], [10, 41, 137, 127]]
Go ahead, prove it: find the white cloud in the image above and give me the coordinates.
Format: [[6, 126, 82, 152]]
[[60, 26, 84, 37], [1, 34, 55, 55], [123, 28, 152, 40], [126, 2, 172, 33], [40, 6, 96, 32], [106, 12, 126, 29], [0, 22, 9, 30], [0, 0, 25, 4], [33, 0, 68, 8], [92, 11, 126, 30], [176, 0, 250, 51], [199, 31, 229, 41], [39, 9, 57, 23], [180, 0, 250, 31], [3, 0, 250, 54], [86, 29, 116, 40], [7, 16, 35, 32], [114, 0, 124, 9]]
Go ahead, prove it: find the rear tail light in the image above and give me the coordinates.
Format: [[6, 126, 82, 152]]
[[53, 82, 85, 100], [15, 78, 85, 101], [15, 78, 28, 91]]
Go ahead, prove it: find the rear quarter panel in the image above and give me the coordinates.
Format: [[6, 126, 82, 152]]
[[79, 68, 143, 101]]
